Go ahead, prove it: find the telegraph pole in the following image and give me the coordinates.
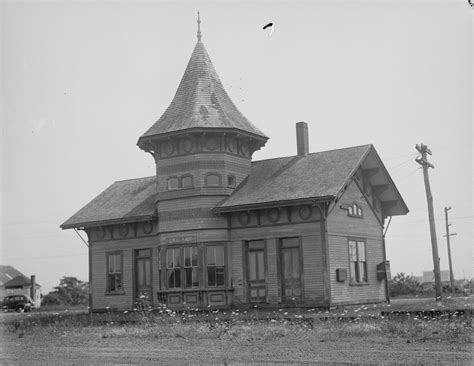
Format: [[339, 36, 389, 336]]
[[416, 144, 442, 300], [443, 207, 456, 293]]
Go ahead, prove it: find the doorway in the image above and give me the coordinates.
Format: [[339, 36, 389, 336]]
[[135, 249, 152, 306], [246, 240, 266, 303], [280, 238, 303, 303]]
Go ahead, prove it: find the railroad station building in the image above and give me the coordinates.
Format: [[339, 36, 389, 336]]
[[61, 18, 408, 311]]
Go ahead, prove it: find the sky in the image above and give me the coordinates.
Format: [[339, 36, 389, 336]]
[[1, 0, 472, 293]]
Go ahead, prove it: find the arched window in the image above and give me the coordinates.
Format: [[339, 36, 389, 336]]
[[181, 175, 193, 189], [167, 177, 179, 190], [206, 173, 220, 187]]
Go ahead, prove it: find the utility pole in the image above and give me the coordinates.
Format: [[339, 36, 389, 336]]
[[443, 207, 456, 293], [416, 143, 442, 300]]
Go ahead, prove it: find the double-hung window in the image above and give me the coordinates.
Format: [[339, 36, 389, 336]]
[[166, 246, 200, 289], [166, 248, 181, 289], [107, 252, 123, 292], [184, 246, 199, 288], [348, 240, 367, 283], [207, 246, 225, 287]]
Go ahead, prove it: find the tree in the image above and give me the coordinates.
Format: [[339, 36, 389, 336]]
[[389, 272, 421, 297], [41, 276, 89, 307]]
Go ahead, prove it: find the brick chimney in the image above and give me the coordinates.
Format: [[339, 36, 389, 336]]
[[30, 275, 36, 302], [296, 122, 309, 156]]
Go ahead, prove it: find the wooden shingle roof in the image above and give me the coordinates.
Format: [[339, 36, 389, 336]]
[[61, 176, 157, 229], [216, 145, 372, 210], [138, 40, 267, 145]]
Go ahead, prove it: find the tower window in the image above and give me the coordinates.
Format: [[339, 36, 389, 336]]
[[181, 175, 193, 188], [167, 177, 179, 190], [206, 173, 220, 187], [227, 175, 236, 187]]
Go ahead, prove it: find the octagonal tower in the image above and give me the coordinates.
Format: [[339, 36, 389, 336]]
[[137, 14, 268, 234]]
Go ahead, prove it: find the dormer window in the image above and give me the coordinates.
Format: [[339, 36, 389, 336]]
[[206, 173, 220, 187]]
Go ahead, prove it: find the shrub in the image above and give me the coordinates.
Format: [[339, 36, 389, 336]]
[[389, 272, 421, 297], [41, 276, 89, 307]]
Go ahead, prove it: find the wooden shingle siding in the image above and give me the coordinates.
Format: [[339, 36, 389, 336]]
[[327, 179, 386, 305]]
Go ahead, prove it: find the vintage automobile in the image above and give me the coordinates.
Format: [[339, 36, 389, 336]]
[[2, 295, 34, 312]]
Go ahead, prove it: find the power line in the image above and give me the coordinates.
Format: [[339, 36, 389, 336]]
[[3, 253, 88, 261]]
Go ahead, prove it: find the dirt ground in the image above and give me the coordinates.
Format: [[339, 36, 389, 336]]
[[0, 296, 472, 365], [0, 324, 471, 365]]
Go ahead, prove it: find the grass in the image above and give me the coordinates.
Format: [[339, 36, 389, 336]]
[[2, 299, 471, 345]]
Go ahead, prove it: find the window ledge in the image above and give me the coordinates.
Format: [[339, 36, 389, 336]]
[[105, 291, 126, 296], [349, 282, 369, 286], [157, 288, 234, 293]]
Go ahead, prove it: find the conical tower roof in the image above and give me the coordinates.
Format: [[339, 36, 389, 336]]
[[138, 27, 267, 146]]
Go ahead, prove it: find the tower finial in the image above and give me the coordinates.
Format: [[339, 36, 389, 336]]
[[197, 11, 202, 41]]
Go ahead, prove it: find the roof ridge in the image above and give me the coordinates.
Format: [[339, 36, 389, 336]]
[[114, 176, 155, 184], [253, 144, 373, 164]]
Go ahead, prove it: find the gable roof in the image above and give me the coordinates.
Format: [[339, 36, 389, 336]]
[[138, 40, 267, 146], [216, 145, 372, 210], [216, 144, 409, 217], [0, 265, 24, 287], [4, 275, 41, 289], [61, 176, 157, 229]]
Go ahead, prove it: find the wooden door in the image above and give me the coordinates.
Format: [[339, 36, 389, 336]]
[[247, 240, 266, 303], [135, 249, 152, 306], [280, 238, 302, 302]]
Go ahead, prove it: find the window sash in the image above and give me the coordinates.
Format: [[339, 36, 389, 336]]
[[207, 246, 225, 287], [107, 252, 123, 292], [348, 240, 367, 283], [184, 246, 199, 288]]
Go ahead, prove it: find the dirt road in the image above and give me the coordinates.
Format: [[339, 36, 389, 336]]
[[1, 325, 470, 365]]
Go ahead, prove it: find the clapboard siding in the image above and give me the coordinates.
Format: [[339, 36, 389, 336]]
[[266, 238, 279, 304], [91, 246, 134, 310], [229, 221, 324, 305], [156, 153, 251, 194], [302, 235, 325, 303], [327, 179, 385, 305], [230, 241, 244, 302]]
